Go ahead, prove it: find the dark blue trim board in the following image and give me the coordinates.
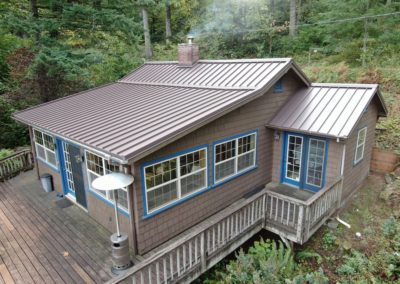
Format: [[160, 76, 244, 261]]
[[141, 144, 210, 219], [281, 132, 329, 192], [212, 129, 259, 186], [56, 138, 73, 196]]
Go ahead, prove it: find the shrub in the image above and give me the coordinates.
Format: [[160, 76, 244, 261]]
[[382, 217, 399, 238], [322, 232, 336, 250]]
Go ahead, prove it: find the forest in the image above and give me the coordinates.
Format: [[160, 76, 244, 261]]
[[1, 0, 400, 282]]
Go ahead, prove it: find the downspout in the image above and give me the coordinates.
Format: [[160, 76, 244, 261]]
[[125, 163, 139, 257], [28, 126, 40, 179], [339, 142, 346, 207]]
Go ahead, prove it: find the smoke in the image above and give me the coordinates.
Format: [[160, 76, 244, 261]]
[[189, 0, 281, 38]]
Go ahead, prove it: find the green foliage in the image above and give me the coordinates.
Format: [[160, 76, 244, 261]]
[[322, 232, 337, 250], [0, 97, 28, 149], [382, 217, 399, 238], [296, 248, 323, 265], [336, 251, 371, 276], [0, 149, 14, 159]]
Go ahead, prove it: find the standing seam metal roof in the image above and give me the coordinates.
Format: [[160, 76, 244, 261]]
[[14, 58, 302, 162], [267, 83, 386, 138]]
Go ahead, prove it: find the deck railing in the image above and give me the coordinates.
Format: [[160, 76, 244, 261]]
[[264, 177, 343, 244], [108, 177, 343, 284], [0, 149, 34, 181]]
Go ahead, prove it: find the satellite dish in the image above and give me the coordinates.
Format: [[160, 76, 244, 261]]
[[91, 172, 134, 191]]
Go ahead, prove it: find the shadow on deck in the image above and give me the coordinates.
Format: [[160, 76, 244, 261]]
[[0, 170, 113, 284]]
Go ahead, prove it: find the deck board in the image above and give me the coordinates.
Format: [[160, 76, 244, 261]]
[[0, 170, 114, 283]]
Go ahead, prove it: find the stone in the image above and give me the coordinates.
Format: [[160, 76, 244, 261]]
[[327, 220, 339, 229], [385, 173, 394, 184], [380, 187, 394, 201]]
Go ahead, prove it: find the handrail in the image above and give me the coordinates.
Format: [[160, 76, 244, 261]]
[[0, 149, 34, 181], [108, 176, 343, 283], [0, 149, 31, 162], [107, 187, 267, 284]]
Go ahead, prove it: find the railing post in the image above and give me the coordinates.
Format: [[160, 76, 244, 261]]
[[262, 193, 267, 228], [296, 205, 304, 243], [304, 206, 311, 242], [200, 231, 207, 273]]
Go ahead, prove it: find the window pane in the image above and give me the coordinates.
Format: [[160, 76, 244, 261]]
[[180, 149, 206, 177], [181, 169, 206, 197], [238, 134, 255, 154], [36, 144, 46, 160], [147, 181, 178, 211], [86, 152, 104, 175], [238, 151, 255, 172], [215, 140, 236, 163], [34, 130, 44, 145], [286, 135, 302, 181], [43, 134, 55, 150], [215, 159, 235, 181], [306, 139, 325, 187], [46, 150, 57, 167], [110, 189, 128, 210]]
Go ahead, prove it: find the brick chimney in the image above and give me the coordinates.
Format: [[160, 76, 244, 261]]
[[178, 35, 199, 67]]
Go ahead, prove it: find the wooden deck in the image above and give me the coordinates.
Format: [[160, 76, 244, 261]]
[[0, 170, 113, 284]]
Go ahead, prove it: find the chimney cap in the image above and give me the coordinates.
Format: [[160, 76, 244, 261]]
[[187, 34, 194, 44]]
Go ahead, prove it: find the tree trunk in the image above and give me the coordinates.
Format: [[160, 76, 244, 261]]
[[269, 0, 275, 15], [93, 0, 101, 10], [165, 0, 172, 44], [30, 0, 40, 43], [142, 7, 153, 60], [289, 0, 297, 37]]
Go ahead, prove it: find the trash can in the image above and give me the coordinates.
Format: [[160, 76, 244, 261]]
[[40, 174, 53, 193]]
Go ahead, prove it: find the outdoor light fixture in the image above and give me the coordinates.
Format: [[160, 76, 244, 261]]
[[92, 172, 134, 274]]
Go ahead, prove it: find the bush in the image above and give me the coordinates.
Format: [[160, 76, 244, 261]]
[[322, 232, 336, 250]]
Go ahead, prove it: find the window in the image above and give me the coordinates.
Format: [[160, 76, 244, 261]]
[[214, 132, 257, 183], [354, 127, 367, 164], [85, 151, 129, 211], [306, 139, 326, 187], [144, 147, 207, 214], [33, 129, 57, 168], [274, 79, 283, 93]]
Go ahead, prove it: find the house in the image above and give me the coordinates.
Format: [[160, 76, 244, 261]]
[[13, 39, 387, 264]]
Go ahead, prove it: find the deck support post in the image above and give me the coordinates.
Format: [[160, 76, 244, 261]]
[[296, 205, 304, 243], [262, 194, 267, 228], [200, 231, 207, 273], [279, 235, 293, 251]]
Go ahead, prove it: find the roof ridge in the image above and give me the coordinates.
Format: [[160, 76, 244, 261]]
[[143, 58, 293, 65], [117, 80, 256, 91], [312, 82, 378, 88]]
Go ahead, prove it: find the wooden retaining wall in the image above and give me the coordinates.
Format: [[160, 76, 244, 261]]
[[370, 147, 399, 173]]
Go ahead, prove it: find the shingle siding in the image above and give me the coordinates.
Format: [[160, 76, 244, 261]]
[[341, 101, 378, 203], [131, 70, 305, 254]]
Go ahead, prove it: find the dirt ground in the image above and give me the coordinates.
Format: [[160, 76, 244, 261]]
[[297, 173, 399, 282]]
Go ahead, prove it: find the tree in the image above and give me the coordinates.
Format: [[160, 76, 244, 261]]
[[289, 0, 297, 37], [165, 0, 172, 44], [142, 7, 153, 59]]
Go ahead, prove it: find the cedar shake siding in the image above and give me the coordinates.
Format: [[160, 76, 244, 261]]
[[341, 101, 379, 204], [132, 71, 305, 254]]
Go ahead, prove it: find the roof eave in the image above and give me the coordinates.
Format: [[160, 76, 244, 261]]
[[264, 124, 345, 140]]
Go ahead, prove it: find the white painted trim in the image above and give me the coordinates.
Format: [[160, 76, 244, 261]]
[[305, 138, 326, 187], [285, 134, 303, 182], [354, 127, 367, 164]]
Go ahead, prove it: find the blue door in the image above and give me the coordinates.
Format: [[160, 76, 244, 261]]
[[57, 139, 87, 208], [281, 132, 328, 192]]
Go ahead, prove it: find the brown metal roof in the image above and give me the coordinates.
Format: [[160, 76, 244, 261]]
[[14, 58, 306, 162], [120, 59, 304, 88], [267, 83, 387, 139]]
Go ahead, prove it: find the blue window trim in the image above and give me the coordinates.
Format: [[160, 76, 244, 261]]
[[280, 132, 329, 192], [353, 126, 368, 167], [140, 144, 210, 219], [56, 138, 77, 197], [212, 129, 259, 187], [274, 79, 283, 93]]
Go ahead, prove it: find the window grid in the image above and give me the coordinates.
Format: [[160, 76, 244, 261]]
[[214, 133, 257, 183], [85, 150, 129, 211], [354, 127, 367, 164], [306, 139, 326, 187], [63, 143, 75, 192], [33, 129, 57, 168], [144, 148, 208, 214], [286, 135, 303, 181]]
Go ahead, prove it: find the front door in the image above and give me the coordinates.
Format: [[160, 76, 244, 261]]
[[282, 133, 328, 192], [61, 142, 87, 208]]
